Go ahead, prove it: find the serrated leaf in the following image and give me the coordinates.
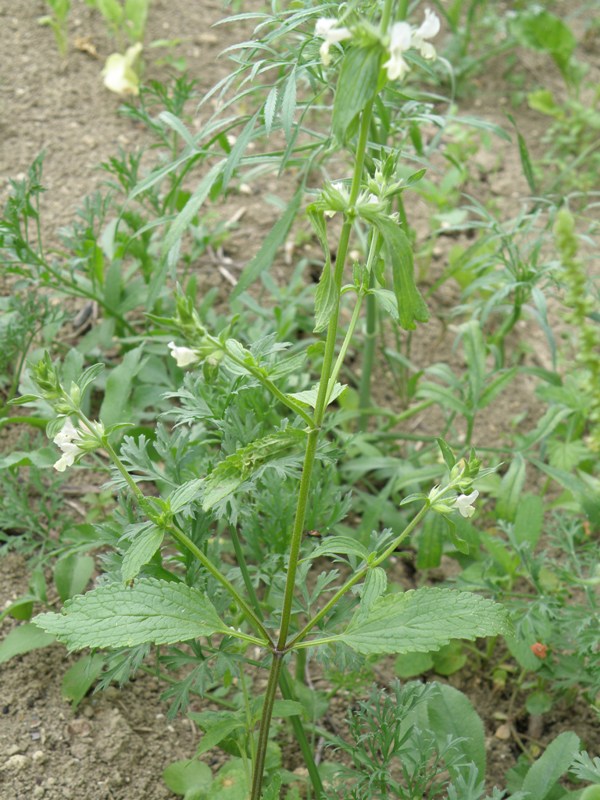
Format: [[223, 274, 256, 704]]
[[34, 578, 227, 651], [332, 45, 381, 143], [281, 68, 296, 140], [0, 623, 55, 664], [263, 86, 278, 135], [121, 525, 164, 583], [355, 567, 387, 623], [332, 588, 510, 655], [202, 428, 306, 511]]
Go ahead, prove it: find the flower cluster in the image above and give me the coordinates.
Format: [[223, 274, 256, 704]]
[[384, 9, 440, 80], [53, 418, 105, 472], [314, 9, 440, 80]]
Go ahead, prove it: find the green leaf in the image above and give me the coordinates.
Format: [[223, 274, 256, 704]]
[[168, 479, 204, 513], [436, 438, 456, 470], [313, 258, 337, 334], [416, 514, 444, 569], [521, 732, 581, 800], [121, 524, 164, 583], [507, 114, 536, 194], [34, 578, 227, 651], [305, 535, 368, 562], [99, 345, 146, 427], [332, 45, 381, 143], [333, 587, 510, 655], [496, 454, 526, 522], [163, 759, 213, 797], [202, 428, 306, 511], [422, 683, 486, 779], [162, 159, 225, 269], [526, 690, 553, 716], [0, 623, 55, 664], [394, 651, 434, 678], [373, 217, 429, 330], [54, 554, 95, 602], [207, 761, 248, 800], [281, 67, 297, 140], [263, 86, 278, 135], [0, 447, 56, 469], [513, 493, 544, 549], [431, 641, 467, 676], [62, 653, 105, 708], [231, 185, 302, 299], [287, 382, 345, 409]]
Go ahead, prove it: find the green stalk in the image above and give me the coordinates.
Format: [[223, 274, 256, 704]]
[[357, 276, 377, 430], [99, 436, 273, 646], [249, 654, 283, 800], [249, 103, 376, 800], [288, 502, 430, 650]]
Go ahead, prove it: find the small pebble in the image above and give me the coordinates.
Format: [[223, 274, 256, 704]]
[[495, 723, 511, 740], [3, 754, 30, 772]]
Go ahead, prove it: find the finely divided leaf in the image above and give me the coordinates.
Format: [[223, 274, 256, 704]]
[[34, 578, 227, 651], [335, 587, 510, 655]]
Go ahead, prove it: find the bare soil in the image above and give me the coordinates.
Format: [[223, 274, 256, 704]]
[[1, 1, 598, 799]]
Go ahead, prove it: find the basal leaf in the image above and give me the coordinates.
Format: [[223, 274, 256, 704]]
[[34, 578, 227, 651], [333, 587, 510, 655], [521, 731, 580, 800], [0, 623, 56, 664]]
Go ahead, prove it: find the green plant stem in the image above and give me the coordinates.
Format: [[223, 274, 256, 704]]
[[250, 653, 283, 800], [250, 102, 376, 800], [357, 278, 377, 430], [288, 502, 430, 650], [278, 666, 324, 796], [219, 339, 315, 428], [326, 292, 364, 403], [100, 437, 272, 646], [230, 525, 262, 614]]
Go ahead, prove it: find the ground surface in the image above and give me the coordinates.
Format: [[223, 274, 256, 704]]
[[1, 1, 598, 798]]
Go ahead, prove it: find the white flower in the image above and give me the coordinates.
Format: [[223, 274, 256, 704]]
[[102, 43, 143, 96], [53, 418, 84, 472], [383, 21, 412, 80], [411, 8, 440, 60], [315, 18, 352, 66], [383, 9, 440, 81], [168, 341, 199, 368], [454, 490, 479, 518]]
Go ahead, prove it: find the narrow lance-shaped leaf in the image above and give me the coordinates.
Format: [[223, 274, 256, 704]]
[[121, 524, 164, 584], [34, 578, 228, 651], [328, 587, 510, 655], [308, 207, 338, 333], [369, 215, 429, 330], [332, 45, 381, 144], [231, 185, 303, 299]]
